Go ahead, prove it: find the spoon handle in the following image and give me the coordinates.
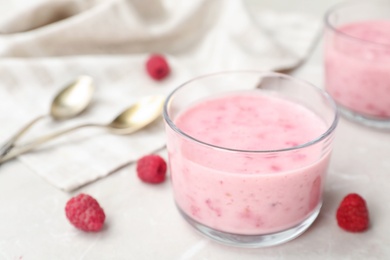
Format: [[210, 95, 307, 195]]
[[0, 115, 47, 158], [0, 123, 104, 164]]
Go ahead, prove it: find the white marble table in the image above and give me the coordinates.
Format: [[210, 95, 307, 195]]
[[1, 0, 390, 259]]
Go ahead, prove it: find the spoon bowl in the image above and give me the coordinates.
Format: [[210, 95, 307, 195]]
[[108, 95, 165, 134], [51, 75, 94, 120], [0, 75, 95, 158]]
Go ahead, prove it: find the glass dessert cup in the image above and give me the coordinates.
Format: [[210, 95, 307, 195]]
[[324, 0, 390, 129], [163, 71, 338, 248]]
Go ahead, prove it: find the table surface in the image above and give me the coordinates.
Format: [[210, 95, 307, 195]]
[[1, 0, 390, 259]]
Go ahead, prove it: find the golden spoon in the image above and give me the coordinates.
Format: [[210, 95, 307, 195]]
[[0, 75, 95, 157], [0, 95, 165, 164]]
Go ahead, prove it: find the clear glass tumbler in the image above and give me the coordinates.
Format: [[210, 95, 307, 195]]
[[324, 0, 390, 129], [163, 71, 338, 248]]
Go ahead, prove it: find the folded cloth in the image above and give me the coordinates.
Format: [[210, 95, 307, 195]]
[[0, 0, 320, 191], [0, 55, 189, 191]]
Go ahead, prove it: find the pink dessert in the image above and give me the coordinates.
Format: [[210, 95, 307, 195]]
[[325, 20, 390, 118], [166, 92, 331, 235]]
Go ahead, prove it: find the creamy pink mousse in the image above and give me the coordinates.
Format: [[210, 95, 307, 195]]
[[325, 20, 390, 118], [166, 92, 331, 235]]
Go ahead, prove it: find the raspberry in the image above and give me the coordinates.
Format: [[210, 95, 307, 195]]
[[145, 54, 170, 80], [65, 194, 105, 232], [336, 193, 369, 232], [136, 154, 167, 184]]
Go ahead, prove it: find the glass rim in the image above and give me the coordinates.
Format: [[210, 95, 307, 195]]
[[163, 70, 339, 154], [324, 0, 390, 48]]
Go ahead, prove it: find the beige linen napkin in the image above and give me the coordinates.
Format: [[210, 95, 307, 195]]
[[0, 0, 320, 191], [0, 56, 189, 191]]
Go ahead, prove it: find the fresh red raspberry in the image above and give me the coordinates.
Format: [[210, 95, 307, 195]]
[[336, 193, 369, 232], [145, 54, 170, 80], [65, 194, 105, 232], [136, 154, 167, 184]]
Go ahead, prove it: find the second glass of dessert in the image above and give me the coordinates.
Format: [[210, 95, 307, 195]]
[[324, 0, 390, 128]]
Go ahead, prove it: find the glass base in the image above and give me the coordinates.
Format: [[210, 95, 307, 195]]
[[177, 203, 321, 248], [338, 105, 390, 130]]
